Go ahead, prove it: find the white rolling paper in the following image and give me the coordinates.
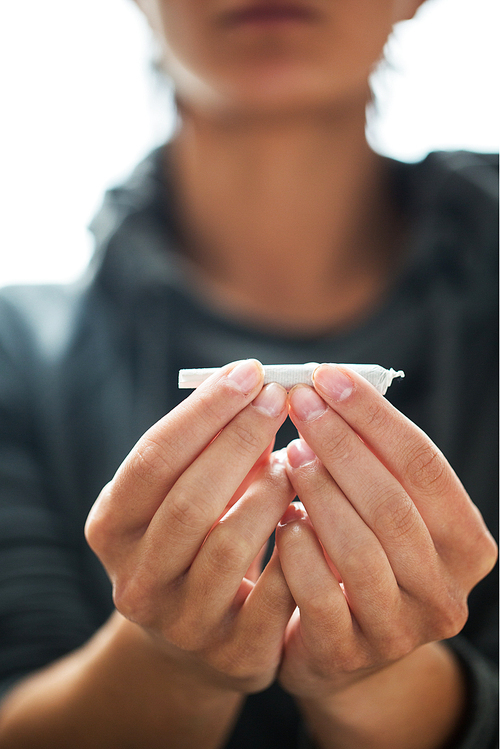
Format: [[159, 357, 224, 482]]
[[178, 363, 404, 395]]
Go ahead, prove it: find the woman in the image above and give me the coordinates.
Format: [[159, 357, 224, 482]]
[[0, 1, 497, 747]]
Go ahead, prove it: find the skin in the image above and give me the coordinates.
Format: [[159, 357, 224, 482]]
[[0, 1, 497, 747], [277, 366, 497, 747], [138, 0, 418, 332]]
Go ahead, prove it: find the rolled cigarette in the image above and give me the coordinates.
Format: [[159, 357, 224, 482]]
[[178, 363, 404, 395]]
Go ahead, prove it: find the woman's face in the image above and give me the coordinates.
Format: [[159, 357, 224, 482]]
[[136, 0, 424, 116]]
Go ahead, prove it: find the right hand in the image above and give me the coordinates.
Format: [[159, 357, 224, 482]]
[[85, 359, 296, 694]]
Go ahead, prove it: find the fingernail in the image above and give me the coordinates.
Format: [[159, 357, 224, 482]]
[[289, 385, 327, 422], [279, 501, 306, 526], [252, 383, 287, 417], [313, 364, 354, 402], [287, 439, 317, 469], [272, 448, 288, 466], [227, 359, 263, 394]]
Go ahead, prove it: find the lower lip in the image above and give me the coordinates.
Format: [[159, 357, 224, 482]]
[[222, 6, 318, 28]]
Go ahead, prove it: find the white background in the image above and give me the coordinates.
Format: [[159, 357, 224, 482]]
[[1, 0, 498, 288]]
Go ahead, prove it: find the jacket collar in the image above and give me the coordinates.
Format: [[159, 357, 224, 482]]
[[85, 145, 498, 305]]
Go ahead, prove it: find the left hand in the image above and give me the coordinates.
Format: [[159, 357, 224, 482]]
[[275, 364, 497, 699]]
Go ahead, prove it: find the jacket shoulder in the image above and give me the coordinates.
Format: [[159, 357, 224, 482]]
[[0, 284, 83, 370]]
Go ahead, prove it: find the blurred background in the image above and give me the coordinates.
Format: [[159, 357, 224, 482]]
[[1, 0, 498, 288]]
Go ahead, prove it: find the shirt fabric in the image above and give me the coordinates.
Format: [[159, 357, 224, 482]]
[[0, 147, 498, 748]]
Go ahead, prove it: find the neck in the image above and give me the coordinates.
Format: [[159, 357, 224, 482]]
[[168, 103, 401, 333]]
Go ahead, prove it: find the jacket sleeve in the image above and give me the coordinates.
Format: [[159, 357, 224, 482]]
[[0, 290, 104, 700], [444, 635, 499, 749]]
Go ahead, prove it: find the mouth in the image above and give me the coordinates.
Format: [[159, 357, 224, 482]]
[[220, 2, 322, 29]]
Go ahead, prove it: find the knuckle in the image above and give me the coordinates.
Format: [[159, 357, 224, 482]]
[[129, 436, 173, 488], [118, 581, 212, 653], [229, 419, 263, 457], [258, 465, 293, 501], [196, 379, 251, 429], [196, 390, 232, 429], [338, 540, 386, 586], [327, 640, 372, 676], [376, 626, 416, 663], [84, 508, 104, 556], [84, 484, 117, 556], [444, 600, 469, 638], [303, 597, 363, 671], [203, 533, 250, 577], [324, 428, 354, 464], [479, 533, 499, 578], [468, 523, 499, 582], [112, 570, 155, 627], [360, 399, 389, 434], [448, 507, 498, 585], [456, 531, 498, 590], [404, 443, 449, 495], [292, 466, 331, 504], [434, 581, 470, 637], [432, 597, 469, 640], [168, 488, 211, 536], [415, 579, 470, 640], [254, 578, 292, 622], [111, 581, 134, 621], [371, 490, 419, 540], [305, 590, 336, 623]]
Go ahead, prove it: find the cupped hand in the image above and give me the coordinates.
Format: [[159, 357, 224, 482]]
[[85, 359, 296, 694], [275, 364, 498, 699]]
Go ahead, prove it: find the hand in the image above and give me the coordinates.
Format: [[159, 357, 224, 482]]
[[275, 364, 497, 699], [85, 359, 296, 695]]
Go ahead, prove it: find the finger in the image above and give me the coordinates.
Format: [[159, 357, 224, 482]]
[[237, 549, 297, 666], [88, 359, 265, 538], [245, 543, 268, 584], [225, 439, 276, 514], [288, 377, 464, 558], [183, 453, 296, 627], [283, 445, 411, 633], [285, 401, 437, 593], [214, 442, 278, 578], [241, 448, 287, 582], [205, 549, 296, 688], [276, 503, 355, 648], [312, 366, 497, 573], [311, 364, 473, 535], [143, 384, 288, 574]]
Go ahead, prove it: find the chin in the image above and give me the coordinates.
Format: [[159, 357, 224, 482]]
[[173, 62, 369, 120]]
